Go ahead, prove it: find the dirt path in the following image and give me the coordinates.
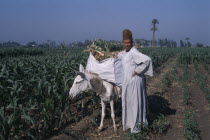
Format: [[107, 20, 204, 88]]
[[155, 83, 184, 140], [51, 110, 102, 140], [150, 57, 185, 140], [146, 56, 178, 94], [190, 64, 210, 140], [51, 56, 185, 140]]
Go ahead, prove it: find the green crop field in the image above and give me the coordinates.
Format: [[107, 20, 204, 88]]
[[0, 47, 210, 140]]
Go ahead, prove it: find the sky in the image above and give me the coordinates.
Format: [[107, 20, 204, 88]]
[[0, 0, 209, 45]]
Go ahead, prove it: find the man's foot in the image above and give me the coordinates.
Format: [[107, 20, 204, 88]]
[[123, 128, 130, 135]]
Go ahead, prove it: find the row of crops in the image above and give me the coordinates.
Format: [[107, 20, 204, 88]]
[[178, 47, 210, 105], [139, 48, 179, 69], [180, 62, 201, 139], [0, 48, 88, 139], [177, 47, 210, 106], [178, 48, 210, 64], [194, 61, 210, 105], [177, 48, 210, 140], [0, 48, 45, 58], [0, 47, 208, 139]]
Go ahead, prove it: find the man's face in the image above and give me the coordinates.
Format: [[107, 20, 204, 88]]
[[123, 39, 132, 52]]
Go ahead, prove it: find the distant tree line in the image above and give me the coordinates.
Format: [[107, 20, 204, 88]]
[[135, 38, 179, 47], [135, 38, 207, 48], [0, 40, 93, 49], [0, 39, 207, 48], [0, 41, 21, 47]]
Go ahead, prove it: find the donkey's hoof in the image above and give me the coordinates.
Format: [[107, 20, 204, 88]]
[[98, 127, 103, 132], [114, 127, 117, 132]]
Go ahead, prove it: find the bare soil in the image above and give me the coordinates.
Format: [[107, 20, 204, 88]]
[[150, 58, 185, 140]]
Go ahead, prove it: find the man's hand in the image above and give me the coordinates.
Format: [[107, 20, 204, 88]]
[[132, 71, 139, 77], [112, 52, 119, 58]]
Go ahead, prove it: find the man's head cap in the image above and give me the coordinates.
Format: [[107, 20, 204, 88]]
[[123, 29, 133, 41]]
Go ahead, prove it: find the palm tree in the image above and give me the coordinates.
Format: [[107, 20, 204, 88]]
[[151, 19, 159, 47]]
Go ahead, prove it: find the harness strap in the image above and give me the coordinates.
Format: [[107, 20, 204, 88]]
[[97, 79, 103, 96]]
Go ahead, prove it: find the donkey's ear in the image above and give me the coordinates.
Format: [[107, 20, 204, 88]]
[[79, 64, 85, 73], [76, 72, 86, 79]]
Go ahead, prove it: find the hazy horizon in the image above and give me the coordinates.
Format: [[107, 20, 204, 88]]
[[0, 0, 209, 45]]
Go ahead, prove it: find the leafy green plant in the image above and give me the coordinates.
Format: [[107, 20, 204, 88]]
[[182, 84, 191, 105], [181, 63, 191, 105], [151, 114, 170, 134], [127, 125, 149, 140], [193, 62, 210, 105], [161, 72, 172, 91], [184, 111, 201, 140]]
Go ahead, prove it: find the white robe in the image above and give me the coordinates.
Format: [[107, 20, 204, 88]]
[[117, 47, 153, 133]]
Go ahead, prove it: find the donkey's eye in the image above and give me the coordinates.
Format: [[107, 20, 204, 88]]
[[76, 79, 83, 84]]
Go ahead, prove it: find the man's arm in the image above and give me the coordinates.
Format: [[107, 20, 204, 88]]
[[132, 52, 151, 76]]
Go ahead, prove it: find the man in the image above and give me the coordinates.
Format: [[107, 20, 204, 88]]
[[117, 29, 153, 133]]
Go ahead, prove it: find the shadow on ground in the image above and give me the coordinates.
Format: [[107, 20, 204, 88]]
[[147, 94, 176, 125]]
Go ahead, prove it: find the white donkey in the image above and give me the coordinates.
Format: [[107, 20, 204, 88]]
[[69, 64, 121, 132]]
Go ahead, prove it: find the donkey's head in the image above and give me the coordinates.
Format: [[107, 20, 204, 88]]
[[69, 64, 89, 98]]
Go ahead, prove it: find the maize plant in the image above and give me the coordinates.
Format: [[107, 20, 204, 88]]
[[0, 47, 179, 139]]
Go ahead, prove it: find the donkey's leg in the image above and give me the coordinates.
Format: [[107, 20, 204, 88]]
[[98, 100, 106, 131], [110, 100, 117, 132]]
